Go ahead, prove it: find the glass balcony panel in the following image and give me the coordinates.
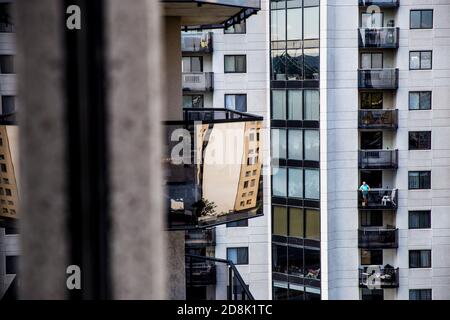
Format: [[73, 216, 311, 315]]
[[359, 266, 399, 288], [358, 0, 399, 7], [358, 69, 399, 90], [359, 150, 398, 169], [359, 109, 398, 129], [358, 28, 399, 49], [358, 189, 398, 210], [181, 32, 213, 53], [358, 228, 399, 248]]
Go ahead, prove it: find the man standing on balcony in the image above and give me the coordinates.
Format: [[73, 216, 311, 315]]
[[359, 181, 370, 207]]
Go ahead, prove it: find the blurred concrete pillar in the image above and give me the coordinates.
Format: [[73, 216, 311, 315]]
[[16, 0, 166, 299]]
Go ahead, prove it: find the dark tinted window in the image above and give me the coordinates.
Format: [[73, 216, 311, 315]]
[[408, 171, 431, 190], [409, 250, 431, 268], [227, 247, 248, 265], [409, 211, 431, 229], [6, 255, 18, 274], [409, 131, 431, 150], [410, 289, 432, 300]]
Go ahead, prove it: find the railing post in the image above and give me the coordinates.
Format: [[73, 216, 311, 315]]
[[227, 265, 233, 300]]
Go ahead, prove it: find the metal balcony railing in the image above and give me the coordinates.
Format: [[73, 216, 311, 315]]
[[359, 150, 398, 169], [358, 69, 399, 90], [359, 266, 399, 288], [359, 0, 399, 7], [186, 254, 254, 300], [359, 228, 399, 248], [358, 189, 398, 210], [358, 28, 399, 49], [164, 108, 263, 230], [359, 109, 398, 130], [182, 32, 213, 53], [182, 72, 214, 92], [185, 228, 216, 247]]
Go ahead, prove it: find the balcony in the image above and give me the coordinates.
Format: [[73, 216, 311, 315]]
[[359, 150, 398, 169], [185, 228, 216, 248], [359, 69, 399, 90], [359, 228, 399, 248], [182, 72, 214, 92], [359, 109, 398, 130], [164, 108, 263, 230], [182, 32, 213, 53], [359, 266, 399, 288], [186, 254, 254, 300], [359, 0, 399, 7], [359, 28, 399, 49], [358, 189, 398, 210]]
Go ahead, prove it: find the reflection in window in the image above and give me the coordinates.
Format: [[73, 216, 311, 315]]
[[288, 90, 302, 120], [305, 169, 319, 199], [305, 209, 320, 240], [271, 7, 286, 42], [304, 130, 319, 161], [304, 90, 319, 120], [227, 247, 249, 265], [271, 129, 286, 159], [288, 168, 303, 198], [304, 48, 319, 79], [225, 94, 247, 112], [304, 248, 320, 279], [273, 244, 288, 273], [289, 207, 304, 238], [409, 91, 431, 110], [304, 6, 319, 39], [288, 246, 304, 276], [272, 50, 286, 80], [286, 49, 302, 80], [272, 90, 286, 119], [288, 129, 302, 160], [287, 8, 302, 41], [273, 167, 287, 197]]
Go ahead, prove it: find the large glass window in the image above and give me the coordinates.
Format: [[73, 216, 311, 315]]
[[287, 8, 302, 41], [288, 168, 303, 198], [361, 249, 383, 265], [271, 7, 286, 42], [304, 248, 320, 279], [288, 90, 302, 120], [288, 246, 304, 276], [273, 167, 287, 197], [304, 130, 319, 161], [304, 169, 319, 199], [304, 48, 319, 79], [304, 6, 319, 39], [273, 206, 288, 236], [286, 48, 303, 80], [409, 131, 431, 150], [273, 245, 288, 273], [409, 91, 431, 110], [225, 94, 247, 112], [272, 50, 286, 80], [227, 247, 249, 265], [304, 90, 319, 120], [289, 207, 304, 238], [361, 92, 383, 109], [288, 129, 303, 160], [272, 90, 287, 119], [271, 129, 287, 159], [305, 209, 320, 240]]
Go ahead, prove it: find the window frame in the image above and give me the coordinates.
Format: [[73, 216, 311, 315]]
[[408, 171, 431, 190], [409, 50, 433, 70], [409, 91, 432, 110], [224, 93, 247, 112], [224, 20, 246, 34], [181, 56, 203, 73], [409, 249, 432, 268], [227, 247, 249, 265], [408, 210, 431, 229], [409, 289, 432, 300], [224, 54, 247, 73], [410, 9, 434, 30], [408, 131, 431, 150]]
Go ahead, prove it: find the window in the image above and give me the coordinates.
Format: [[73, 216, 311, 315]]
[[409, 131, 431, 150], [273, 206, 288, 236], [410, 51, 432, 70], [410, 10, 433, 29], [361, 53, 383, 69], [272, 90, 286, 120], [287, 7, 302, 41], [273, 245, 287, 274], [409, 289, 432, 300], [0, 4, 13, 32], [408, 171, 431, 190], [224, 20, 246, 34], [288, 90, 302, 120], [271, 129, 286, 159], [227, 219, 248, 227], [288, 246, 304, 276], [288, 130, 302, 160], [361, 249, 383, 265], [0, 55, 14, 74], [409, 211, 431, 229], [227, 247, 249, 265], [305, 169, 319, 199], [409, 250, 431, 268], [182, 95, 203, 108], [304, 90, 319, 120], [361, 12, 384, 28], [304, 130, 319, 161], [289, 207, 304, 238], [288, 168, 303, 198], [6, 255, 18, 274], [304, 48, 319, 80], [409, 91, 431, 110], [305, 209, 320, 240], [1, 96, 15, 114], [272, 167, 287, 197], [360, 211, 383, 227], [0, 163, 6, 172], [304, 6, 319, 39], [361, 92, 383, 109], [362, 288, 384, 301], [225, 94, 247, 112], [224, 55, 246, 73], [182, 56, 203, 72]]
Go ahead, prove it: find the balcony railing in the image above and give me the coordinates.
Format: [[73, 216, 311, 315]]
[[186, 254, 254, 300], [359, 266, 399, 288], [182, 72, 214, 92], [359, 228, 399, 248], [186, 228, 216, 247], [165, 108, 263, 230], [358, 69, 398, 90], [359, 28, 399, 49], [359, 109, 398, 130], [182, 32, 213, 53], [359, 150, 398, 169], [358, 189, 398, 210], [359, 0, 399, 7]]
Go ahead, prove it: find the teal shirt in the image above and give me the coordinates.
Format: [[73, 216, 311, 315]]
[[360, 185, 369, 192]]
